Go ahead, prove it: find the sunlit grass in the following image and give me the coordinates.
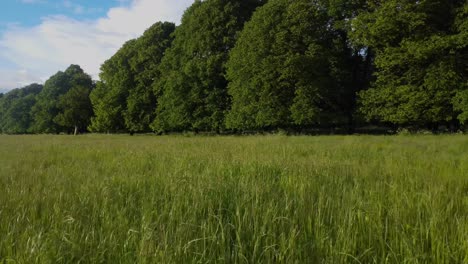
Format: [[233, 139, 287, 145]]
[[0, 135, 467, 263]]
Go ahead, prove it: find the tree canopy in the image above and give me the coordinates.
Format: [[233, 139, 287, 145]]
[[1, 0, 467, 134], [54, 85, 93, 135], [0, 84, 42, 134], [31, 65, 94, 134], [152, 0, 265, 133], [225, 0, 366, 131], [354, 0, 467, 128], [89, 22, 175, 133]]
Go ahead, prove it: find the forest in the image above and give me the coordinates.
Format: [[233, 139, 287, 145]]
[[0, 0, 467, 135]]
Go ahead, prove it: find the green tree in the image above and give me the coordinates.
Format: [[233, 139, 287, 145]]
[[54, 86, 93, 135], [31, 71, 70, 133], [0, 84, 42, 134], [89, 40, 137, 133], [319, 0, 373, 130], [152, 0, 265, 133], [0, 93, 7, 132], [124, 22, 175, 133], [31, 65, 94, 133], [452, 3, 468, 126], [454, 90, 468, 126], [354, 0, 467, 129], [226, 0, 358, 131], [89, 22, 175, 133], [89, 81, 124, 133]]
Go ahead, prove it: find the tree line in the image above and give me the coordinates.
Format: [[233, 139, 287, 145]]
[[1, 0, 467, 135]]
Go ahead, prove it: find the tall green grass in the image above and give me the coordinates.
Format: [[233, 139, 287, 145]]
[[0, 135, 467, 263]]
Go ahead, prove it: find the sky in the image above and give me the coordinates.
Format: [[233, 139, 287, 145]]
[[0, 0, 194, 93]]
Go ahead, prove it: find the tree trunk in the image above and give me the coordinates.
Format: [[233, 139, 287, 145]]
[[74, 125, 78, 136]]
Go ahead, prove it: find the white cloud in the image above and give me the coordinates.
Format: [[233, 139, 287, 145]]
[[63, 0, 84, 14], [0, 0, 193, 91], [61, 0, 100, 15], [0, 68, 43, 92]]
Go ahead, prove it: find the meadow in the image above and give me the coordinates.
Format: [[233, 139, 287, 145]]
[[0, 135, 467, 263]]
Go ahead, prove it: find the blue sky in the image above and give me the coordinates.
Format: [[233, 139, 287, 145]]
[[0, 0, 193, 93], [1, 1, 125, 30]]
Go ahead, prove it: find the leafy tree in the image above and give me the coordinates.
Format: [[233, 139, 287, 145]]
[[89, 40, 137, 133], [54, 86, 93, 135], [152, 0, 265, 133], [31, 72, 70, 133], [354, 0, 467, 128], [226, 0, 358, 130], [0, 84, 42, 134], [89, 22, 175, 133], [124, 22, 176, 133], [319, 0, 373, 129], [0, 93, 5, 130], [88, 81, 123, 133], [31, 65, 94, 133], [454, 90, 468, 125], [452, 3, 468, 126]]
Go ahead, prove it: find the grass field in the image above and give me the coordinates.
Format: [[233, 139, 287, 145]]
[[0, 135, 467, 263]]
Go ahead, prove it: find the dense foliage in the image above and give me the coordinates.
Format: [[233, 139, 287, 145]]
[[152, 0, 265, 133], [0, 0, 467, 134], [354, 0, 467, 128], [0, 84, 42, 134], [89, 22, 176, 133], [31, 65, 94, 134], [226, 0, 367, 131]]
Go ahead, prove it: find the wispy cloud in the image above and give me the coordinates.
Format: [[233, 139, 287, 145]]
[[63, 0, 83, 14], [0, 68, 43, 91], [0, 0, 193, 90], [62, 0, 98, 15]]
